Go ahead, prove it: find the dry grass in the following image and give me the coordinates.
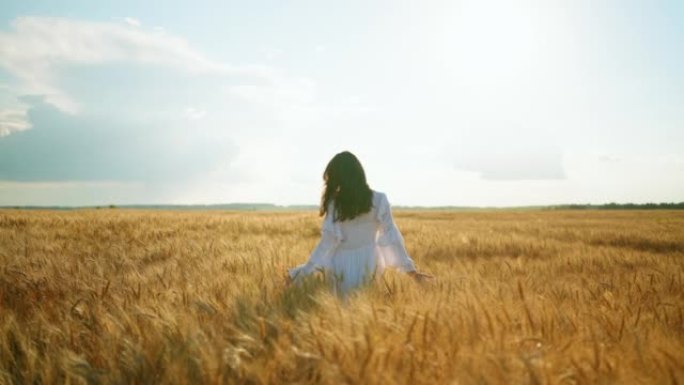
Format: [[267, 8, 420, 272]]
[[0, 209, 683, 384]]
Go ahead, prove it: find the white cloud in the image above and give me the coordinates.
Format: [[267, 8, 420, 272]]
[[184, 107, 207, 120], [259, 47, 284, 61], [0, 107, 31, 137], [563, 152, 684, 203], [123, 17, 141, 27], [227, 77, 319, 123], [226, 78, 375, 126], [453, 147, 566, 181], [228, 78, 316, 107], [598, 154, 621, 163], [0, 16, 268, 115]]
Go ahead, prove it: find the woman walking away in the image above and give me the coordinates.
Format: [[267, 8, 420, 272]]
[[287, 151, 433, 298]]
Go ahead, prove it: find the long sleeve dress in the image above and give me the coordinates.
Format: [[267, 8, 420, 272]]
[[288, 190, 417, 297]]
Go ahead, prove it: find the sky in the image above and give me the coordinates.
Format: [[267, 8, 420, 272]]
[[0, 0, 682, 207]]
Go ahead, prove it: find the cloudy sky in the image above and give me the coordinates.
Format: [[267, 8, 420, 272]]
[[0, 0, 682, 207]]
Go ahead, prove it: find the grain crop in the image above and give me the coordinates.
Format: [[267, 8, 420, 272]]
[[0, 209, 682, 384]]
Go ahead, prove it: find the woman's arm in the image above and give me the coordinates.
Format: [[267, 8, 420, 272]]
[[375, 192, 432, 281], [288, 203, 342, 282], [287, 231, 338, 281]]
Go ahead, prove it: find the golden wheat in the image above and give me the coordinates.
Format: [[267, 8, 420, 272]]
[[0, 209, 682, 384]]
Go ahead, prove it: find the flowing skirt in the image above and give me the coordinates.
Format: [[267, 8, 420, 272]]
[[327, 243, 378, 298]]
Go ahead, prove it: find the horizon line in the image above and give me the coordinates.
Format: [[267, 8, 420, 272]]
[[2, 201, 683, 211]]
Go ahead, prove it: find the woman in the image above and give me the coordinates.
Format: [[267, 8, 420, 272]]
[[287, 151, 433, 298]]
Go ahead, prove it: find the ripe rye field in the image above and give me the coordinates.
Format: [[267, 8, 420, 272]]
[[0, 209, 683, 384]]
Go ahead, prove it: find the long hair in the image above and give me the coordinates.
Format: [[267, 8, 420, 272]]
[[320, 151, 373, 221]]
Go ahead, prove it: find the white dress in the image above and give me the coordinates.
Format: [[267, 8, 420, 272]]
[[288, 190, 417, 297]]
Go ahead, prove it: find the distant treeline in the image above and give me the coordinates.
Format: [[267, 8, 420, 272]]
[[2, 202, 683, 211], [544, 202, 684, 210], [0, 203, 319, 211]]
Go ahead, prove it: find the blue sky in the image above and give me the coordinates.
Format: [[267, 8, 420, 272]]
[[0, 0, 682, 206]]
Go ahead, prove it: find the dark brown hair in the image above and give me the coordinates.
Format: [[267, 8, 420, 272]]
[[320, 151, 373, 221]]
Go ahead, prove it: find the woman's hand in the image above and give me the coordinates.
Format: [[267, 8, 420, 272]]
[[283, 270, 293, 287], [407, 270, 434, 283]]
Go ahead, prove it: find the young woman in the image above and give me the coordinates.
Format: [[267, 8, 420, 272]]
[[287, 151, 433, 297]]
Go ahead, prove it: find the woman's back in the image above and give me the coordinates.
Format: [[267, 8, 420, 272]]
[[336, 207, 377, 251]]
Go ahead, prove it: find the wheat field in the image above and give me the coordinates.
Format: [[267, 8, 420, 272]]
[[0, 209, 682, 384]]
